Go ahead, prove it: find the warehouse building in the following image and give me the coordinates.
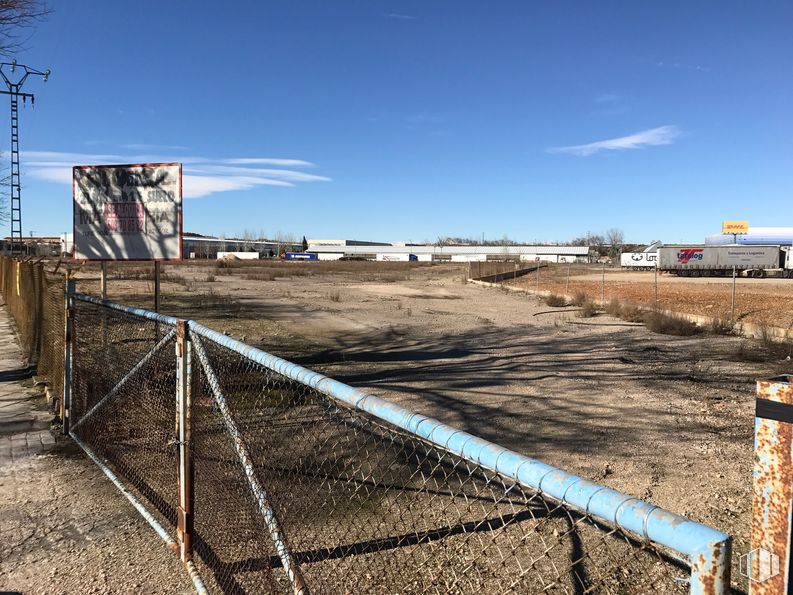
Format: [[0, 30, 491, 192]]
[[307, 240, 590, 263]]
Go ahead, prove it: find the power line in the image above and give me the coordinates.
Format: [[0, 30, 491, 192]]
[[0, 60, 50, 255]]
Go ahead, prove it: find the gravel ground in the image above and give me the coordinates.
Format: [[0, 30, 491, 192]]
[[0, 435, 194, 595]]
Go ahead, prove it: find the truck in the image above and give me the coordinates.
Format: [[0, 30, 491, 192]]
[[657, 245, 793, 278], [376, 253, 418, 262], [620, 252, 657, 270], [283, 252, 318, 261]]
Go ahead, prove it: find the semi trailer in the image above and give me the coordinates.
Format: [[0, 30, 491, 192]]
[[620, 252, 657, 270], [657, 245, 793, 278]]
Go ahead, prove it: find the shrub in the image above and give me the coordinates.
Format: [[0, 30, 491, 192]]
[[605, 297, 622, 316], [204, 273, 216, 283], [643, 311, 700, 336], [572, 292, 589, 306], [619, 304, 646, 323], [708, 317, 734, 335], [576, 300, 598, 318], [544, 294, 568, 307], [329, 290, 341, 302]]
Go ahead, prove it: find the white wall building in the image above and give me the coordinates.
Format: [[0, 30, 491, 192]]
[[306, 240, 590, 263]]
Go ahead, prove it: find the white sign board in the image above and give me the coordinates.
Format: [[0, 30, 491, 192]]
[[73, 163, 182, 260]]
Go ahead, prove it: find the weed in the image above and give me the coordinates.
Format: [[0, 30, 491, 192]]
[[329, 290, 341, 303], [708, 317, 734, 336], [204, 273, 216, 283], [643, 311, 700, 336], [576, 300, 598, 318], [572, 292, 589, 307], [605, 297, 622, 316], [243, 272, 277, 281], [544, 294, 568, 307], [620, 304, 646, 323]]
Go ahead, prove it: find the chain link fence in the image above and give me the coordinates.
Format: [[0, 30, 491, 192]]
[[0, 257, 66, 405], [189, 327, 694, 594]]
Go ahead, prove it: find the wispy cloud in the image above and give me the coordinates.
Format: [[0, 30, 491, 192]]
[[384, 12, 416, 20], [655, 61, 709, 72], [121, 143, 190, 151], [595, 93, 620, 104], [547, 125, 682, 157], [223, 158, 314, 167], [21, 150, 330, 198]]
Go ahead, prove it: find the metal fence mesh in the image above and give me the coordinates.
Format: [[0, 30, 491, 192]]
[[189, 330, 688, 594], [70, 298, 179, 537], [0, 257, 66, 406]]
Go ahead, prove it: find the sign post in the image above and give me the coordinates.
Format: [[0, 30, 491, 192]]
[[73, 163, 182, 305], [722, 222, 748, 324]]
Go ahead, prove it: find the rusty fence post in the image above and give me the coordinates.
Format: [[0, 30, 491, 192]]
[[175, 320, 194, 562], [748, 375, 793, 591], [61, 277, 75, 435]]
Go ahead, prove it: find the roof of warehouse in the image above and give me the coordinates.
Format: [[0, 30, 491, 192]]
[[307, 244, 590, 255]]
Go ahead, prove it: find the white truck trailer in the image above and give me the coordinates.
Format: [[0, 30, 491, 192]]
[[657, 245, 793, 278], [620, 252, 657, 270]]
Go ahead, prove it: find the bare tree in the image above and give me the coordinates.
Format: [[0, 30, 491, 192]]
[[606, 228, 625, 258], [0, 2, 49, 220], [0, 1, 49, 57]]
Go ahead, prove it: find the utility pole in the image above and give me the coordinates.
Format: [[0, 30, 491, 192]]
[[0, 61, 50, 255]]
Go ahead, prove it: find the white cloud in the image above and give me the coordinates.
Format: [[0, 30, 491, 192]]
[[548, 125, 682, 157], [595, 93, 620, 104], [384, 12, 416, 20], [186, 164, 330, 182], [223, 158, 314, 167], [183, 175, 292, 199], [121, 143, 190, 151], [21, 150, 330, 198]]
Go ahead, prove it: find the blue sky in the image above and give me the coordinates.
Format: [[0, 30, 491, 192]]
[[4, 1, 792, 243]]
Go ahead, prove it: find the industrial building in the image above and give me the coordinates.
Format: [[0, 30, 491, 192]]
[[182, 234, 301, 258], [705, 227, 793, 246], [307, 240, 590, 263]]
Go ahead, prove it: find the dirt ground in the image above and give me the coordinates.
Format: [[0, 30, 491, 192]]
[[0, 439, 194, 595], [68, 259, 789, 591], [508, 265, 793, 328]]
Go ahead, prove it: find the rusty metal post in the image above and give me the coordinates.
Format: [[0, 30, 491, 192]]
[[175, 320, 194, 562], [749, 375, 793, 591], [154, 261, 161, 313], [100, 261, 107, 300], [62, 277, 75, 435], [601, 261, 606, 304]]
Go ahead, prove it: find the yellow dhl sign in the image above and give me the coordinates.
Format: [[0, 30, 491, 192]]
[[722, 220, 749, 234]]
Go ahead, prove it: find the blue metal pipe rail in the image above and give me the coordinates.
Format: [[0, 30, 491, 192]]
[[189, 320, 732, 594]]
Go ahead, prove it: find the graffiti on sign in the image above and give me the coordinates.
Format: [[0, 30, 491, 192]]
[[73, 163, 182, 260]]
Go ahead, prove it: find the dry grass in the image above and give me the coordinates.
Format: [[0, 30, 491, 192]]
[[571, 292, 589, 307], [328, 290, 341, 303], [605, 297, 622, 317], [576, 300, 598, 318], [643, 311, 700, 336], [544, 294, 568, 307], [708, 317, 734, 336]]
